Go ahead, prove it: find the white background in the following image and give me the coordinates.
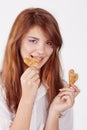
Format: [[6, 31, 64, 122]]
[[0, 0, 87, 130]]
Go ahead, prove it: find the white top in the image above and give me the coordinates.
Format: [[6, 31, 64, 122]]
[[0, 83, 73, 130]]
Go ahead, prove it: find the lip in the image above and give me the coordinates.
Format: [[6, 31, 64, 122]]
[[36, 57, 44, 64], [30, 55, 44, 62]]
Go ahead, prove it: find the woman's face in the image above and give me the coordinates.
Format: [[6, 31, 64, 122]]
[[20, 26, 53, 69]]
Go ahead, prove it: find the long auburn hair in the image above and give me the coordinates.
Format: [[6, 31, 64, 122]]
[[1, 8, 64, 113]]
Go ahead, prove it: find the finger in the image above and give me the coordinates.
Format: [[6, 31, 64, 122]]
[[70, 85, 80, 97], [58, 91, 74, 97], [25, 69, 39, 80], [21, 70, 39, 85], [59, 85, 79, 101], [21, 67, 32, 79], [31, 74, 40, 82], [23, 67, 39, 78], [61, 95, 74, 108], [72, 85, 80, 92], [33, 78, 40, 89], [59, 87, 75, 92], [58, 91, 75, 102]]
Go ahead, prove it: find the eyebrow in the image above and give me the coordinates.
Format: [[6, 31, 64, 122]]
[[28, 36, 52, 43], [28, 36, 39, 40]]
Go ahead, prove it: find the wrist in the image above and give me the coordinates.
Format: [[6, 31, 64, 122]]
[[49, 104, 62, 118], [48, 107, 61, 119], [21, 96, 35, 105]]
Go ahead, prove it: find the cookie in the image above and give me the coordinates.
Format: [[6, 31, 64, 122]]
[[23, 58, 39, 67], [69, 69, 78, 86]]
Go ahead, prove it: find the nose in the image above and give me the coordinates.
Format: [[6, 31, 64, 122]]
[[36, 43, 45, 55]]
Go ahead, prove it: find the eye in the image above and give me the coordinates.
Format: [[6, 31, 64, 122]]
[[46, 41, 53, 47], [28, 38, 37, 44]]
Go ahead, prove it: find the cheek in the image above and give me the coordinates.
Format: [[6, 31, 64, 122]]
[[46, 48, 53, 57], [20, 43, 31, 57]]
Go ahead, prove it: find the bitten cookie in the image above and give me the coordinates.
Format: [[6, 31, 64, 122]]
[[23, 58, 39, 67]]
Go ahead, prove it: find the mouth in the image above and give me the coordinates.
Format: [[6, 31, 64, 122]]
[[30, 55, 44, 62], [23, 57, 40, 67]]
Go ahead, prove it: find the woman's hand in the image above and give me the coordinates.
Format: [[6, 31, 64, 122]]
[[20, 67, 40, 103], [49, 85, 80, 117]]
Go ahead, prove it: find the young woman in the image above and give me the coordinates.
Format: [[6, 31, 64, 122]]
[[0, 8, 80, 130]]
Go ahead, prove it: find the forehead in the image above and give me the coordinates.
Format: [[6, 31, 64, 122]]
[[25, 25, 50, 40]]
